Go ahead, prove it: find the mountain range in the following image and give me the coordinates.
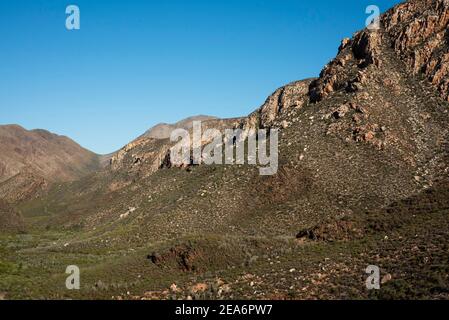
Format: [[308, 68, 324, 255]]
[[0, 0, 448, 300]]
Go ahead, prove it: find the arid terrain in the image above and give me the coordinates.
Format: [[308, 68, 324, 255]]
[[0, 0, 448, 300]]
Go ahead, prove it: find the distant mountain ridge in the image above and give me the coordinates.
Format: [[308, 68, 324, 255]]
[[142, 115, 217, 140], [0, 124, 100, 202], [0, 116, 220, 201]]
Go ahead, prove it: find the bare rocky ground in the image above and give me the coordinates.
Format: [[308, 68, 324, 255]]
[[1, 0, 449, 300]]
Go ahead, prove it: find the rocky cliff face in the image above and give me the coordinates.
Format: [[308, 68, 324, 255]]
[[383, 0, 449, 101], [311, 0, 449, 102], [109, 117, 243, 179], [243, 79, 313, 130], [305, 0, 449, 182]]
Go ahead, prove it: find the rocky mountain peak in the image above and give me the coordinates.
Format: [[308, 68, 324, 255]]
[[311, 0, 449, 103]]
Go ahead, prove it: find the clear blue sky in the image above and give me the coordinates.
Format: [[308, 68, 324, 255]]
[[0, 0, 402, 154]]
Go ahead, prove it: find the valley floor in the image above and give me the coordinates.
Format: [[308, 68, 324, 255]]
[[1, 182, 448, 300]]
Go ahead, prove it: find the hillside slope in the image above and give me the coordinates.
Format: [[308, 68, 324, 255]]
[[0, 125, 100, 202], [0, 200, 25, 233]]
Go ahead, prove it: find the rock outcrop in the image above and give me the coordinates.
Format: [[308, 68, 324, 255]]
[[109, 117, 243, 177], [310, 0, 449, 102], [382, 0, 449, 101], [243, 79, 313, 130]]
